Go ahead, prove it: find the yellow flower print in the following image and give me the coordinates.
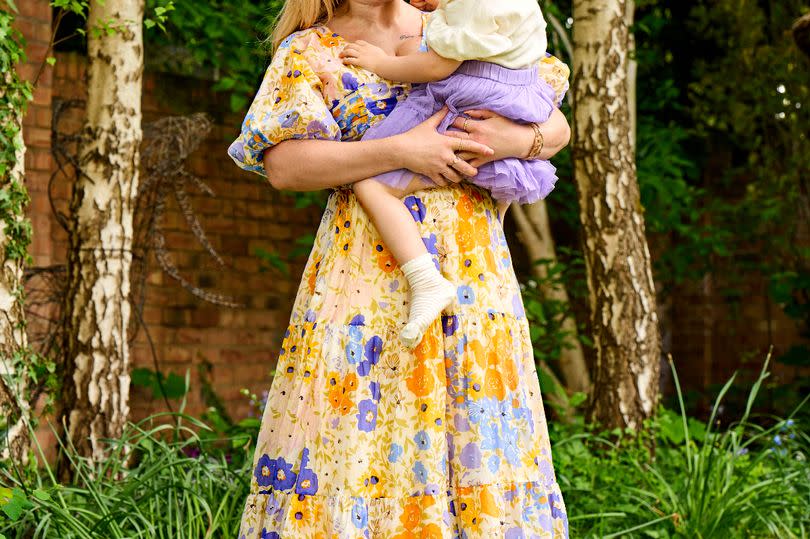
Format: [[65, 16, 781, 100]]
[[406, 359, 434, 398], [320, 33, 341, 48]]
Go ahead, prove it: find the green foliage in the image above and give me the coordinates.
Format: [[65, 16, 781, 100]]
[[131, 367, 189, 400], [145, 0, 282, 112], [0, 414, 252, 538], [555, 357, 809, 538]]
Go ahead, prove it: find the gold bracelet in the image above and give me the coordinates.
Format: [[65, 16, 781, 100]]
[[527, 122, 545, 160]]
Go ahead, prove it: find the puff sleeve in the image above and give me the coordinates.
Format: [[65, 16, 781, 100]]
[[227, 32, 342, 176], [538, 54, 571, 108]]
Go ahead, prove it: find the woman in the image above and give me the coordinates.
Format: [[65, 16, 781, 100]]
[[228, 1, 572, 537]]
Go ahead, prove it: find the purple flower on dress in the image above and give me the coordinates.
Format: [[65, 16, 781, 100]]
[[512, 293, 526, 318], [505, 527, 525, 539], [422, 234, 439, 254], [442, 314, 458, 336], [369, 381, 381, 402], [357, 399, 378, 431], [272, 457, 298, 491], [364, 336, 383, 364], [261, 529, 280, 539], [294, 447, 319, 496], [403, 196, 426, 222], [365, 95, 400, 116], [459, 442, 482, 468], [254, 454, 276, 488], [342, 72, 360, 91], [349, 314, 365, 326], [549, 492, 566, 520], [279, 110, 300, 128]]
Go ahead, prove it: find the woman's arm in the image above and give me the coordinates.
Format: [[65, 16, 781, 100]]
[[340, 41, 461, 83], [264, 108, 493, 191], [450, 107, 571, 167]]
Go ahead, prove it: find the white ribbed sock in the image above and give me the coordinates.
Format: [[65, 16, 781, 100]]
[[399, 253, 456, 349]]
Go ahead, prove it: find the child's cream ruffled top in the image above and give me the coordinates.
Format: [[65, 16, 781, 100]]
[[426, 0, 548, 69]]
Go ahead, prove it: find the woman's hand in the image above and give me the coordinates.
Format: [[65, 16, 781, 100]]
[[393, 107, 494, 186], [449, 107, 571, 167]]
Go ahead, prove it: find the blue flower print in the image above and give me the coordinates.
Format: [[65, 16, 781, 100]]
[[500, 422, 521, 466], [345, 340, 363, 364], [261, 529, 281, 539], [357, 399, 378, 432], [422, 233, 439, 254], [271, 456, 297, 491], [349, 314, 365, 326], [369, 381, 381, 402], [487, 453, 501, 473], [294, 447, 319, 496], [254, 454, 276, 489], [504, 527, 525, 539], [459, 442, 482, 468], [351, 497, 369, 529], [364, 336, 383, 364], [348, 324, 363, 343], [412, 460, 428, 483], [388, 442, 403, 463], [467, 399, 487, 424], [365, 95, 400, 116], [414, 430, 431, 450], [458, 285, 475, 304], [404, 196, 426, 222], [512, 293, 526, 318], [480, 421, 501, 451]]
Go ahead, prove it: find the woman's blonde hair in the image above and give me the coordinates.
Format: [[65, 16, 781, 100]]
[[270, 0, 345, 53]]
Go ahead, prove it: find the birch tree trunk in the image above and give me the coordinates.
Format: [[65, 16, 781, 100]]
[[59, 0, 143, 465], [512, 203, 591, 395], [572, 0, 661, 430], [0, 93, 32, 464]]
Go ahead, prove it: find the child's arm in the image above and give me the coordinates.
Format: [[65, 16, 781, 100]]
[[341, 41, 461, 83]]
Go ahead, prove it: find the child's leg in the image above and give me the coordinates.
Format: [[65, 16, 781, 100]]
[[353, 177, 456, 349], [496, 200, 510, 225]]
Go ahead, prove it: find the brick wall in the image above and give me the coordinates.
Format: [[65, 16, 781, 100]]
[[15, 4, 807, 432]]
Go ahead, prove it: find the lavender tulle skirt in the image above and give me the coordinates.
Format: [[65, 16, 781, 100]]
[[362, 60, 559, 205]]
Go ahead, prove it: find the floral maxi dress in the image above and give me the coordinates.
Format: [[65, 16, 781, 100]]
[[227, 22, 571, 539]]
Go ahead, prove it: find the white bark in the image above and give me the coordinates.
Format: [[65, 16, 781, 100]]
[[60, 0, 144, 464], [512, 202, 591, 395], [572, 0, 661, 429], [0, 102, 31, 464]]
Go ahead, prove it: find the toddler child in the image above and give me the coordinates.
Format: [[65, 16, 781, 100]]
[[341, 0, 560, 349]]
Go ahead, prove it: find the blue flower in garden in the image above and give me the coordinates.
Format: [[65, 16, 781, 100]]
[[346, 340, 363, 364], [412, 460, 428, 483], [388, 442, 403, 463], [351, 497, 369, 529], [422, 234, 439, 255], [458, 286, 475, 304], [357, 399, 378, 431], [271, 456, 297, 491], [442, 314, 458, 336], [773, 435, 783, 446], [414, 430, 431, 450], [254, 454, 276, 489], [294, 447, 319, 496], [260, 529, 280, 539], [364, 336, 383, 364], [404, 196, 427, 222]]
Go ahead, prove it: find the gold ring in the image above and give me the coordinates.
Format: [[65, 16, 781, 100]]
[[463, 118, 470, 131]]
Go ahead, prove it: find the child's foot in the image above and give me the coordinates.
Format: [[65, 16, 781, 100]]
[[399, 254, 456, 349]]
